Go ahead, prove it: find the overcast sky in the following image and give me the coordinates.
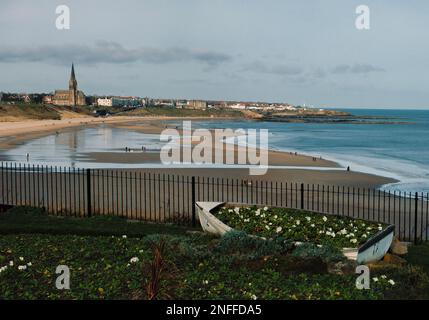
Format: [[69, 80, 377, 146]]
[[1, 0, 428, 108]]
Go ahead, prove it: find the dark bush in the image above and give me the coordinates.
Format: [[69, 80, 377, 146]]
[[291, 242, 346, 263]]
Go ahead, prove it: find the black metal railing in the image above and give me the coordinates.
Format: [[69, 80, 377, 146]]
[[0, 162, 428, 243]]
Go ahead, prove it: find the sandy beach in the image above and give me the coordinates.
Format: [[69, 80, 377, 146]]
[[0, 116, 397, 188]]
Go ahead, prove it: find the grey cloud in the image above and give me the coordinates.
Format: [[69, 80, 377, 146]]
[[0, 41, 232, 67], [242, 61, 303, 76], [331, 64, 385, 74]]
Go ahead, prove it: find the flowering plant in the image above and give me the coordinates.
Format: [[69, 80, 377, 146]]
[[215, 206, 386, 248]]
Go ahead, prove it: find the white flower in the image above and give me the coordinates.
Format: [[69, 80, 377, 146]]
[[381, 275, 387, 279], [130, 257, 139, 263], [339, 229, 347, 235], [350, 239, 358, 244], [361, 234, 367, 238], [251, 294, 257, 300], [263, 206, 268, 211], [244, 218, 250, 223], [19, 257, 24, 261], [265, 225, 270, 230], [122, 235, 127, 239], [234, 207, 240, 214], [276, 227, 283, 233], [255, 209, 261, 215], [322, 216, 328, 222], [228, 209, 233, 213], [388, 279, 395, 285], [139, 249, 144, 253], [203, 280, 209, 285], [310, 224, 315, 228], [378, 226, 383, 231], [0, 266, 7, 273], [295, 220, 301, 225], [27, 262, 32, 266], [372, 277, 379, 282], [18, 265, 27, 271], [9, 261, 13, 267], [274, 215, 278, 219], [306, 216, 311, 221]]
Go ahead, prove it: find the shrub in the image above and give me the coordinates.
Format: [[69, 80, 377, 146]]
[[3, 206, 47, 217], [215, 230, 293, 260], [291, 243, 346, 263], [144, 233, 213, 262]]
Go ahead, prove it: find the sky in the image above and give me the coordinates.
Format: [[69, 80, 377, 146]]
[[0, 0, 428, 108]]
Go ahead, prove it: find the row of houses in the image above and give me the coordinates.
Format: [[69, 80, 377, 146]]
[[227, 103, 297, 111], [95, 97, 209, 110], [1, 90, 299, 113]]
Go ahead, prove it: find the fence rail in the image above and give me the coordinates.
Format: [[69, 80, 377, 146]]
[[0, 162, 428, 243]]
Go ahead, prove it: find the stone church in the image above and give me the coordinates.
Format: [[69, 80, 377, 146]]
[[52, 64, 86, 106]]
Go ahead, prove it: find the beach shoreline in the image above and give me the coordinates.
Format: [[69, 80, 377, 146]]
[[0, 116, 398, 189]]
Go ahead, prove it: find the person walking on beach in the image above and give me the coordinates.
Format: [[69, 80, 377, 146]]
[[347, 166, 350, 172], [26, 153, 30, 162]]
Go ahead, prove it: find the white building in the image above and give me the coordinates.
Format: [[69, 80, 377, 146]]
[[97, 97, 141, 107], [97, 98, 113, 107], [228, 103, 246, 110]]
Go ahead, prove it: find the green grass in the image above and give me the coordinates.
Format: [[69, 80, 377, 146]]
[[0, 103, 93, 120], [0, 207, 194, 237], [0, 104, 61, 120], [1, 206, 429, 300], [406, 242, 429, 275]]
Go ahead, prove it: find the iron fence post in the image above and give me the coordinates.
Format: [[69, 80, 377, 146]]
[[87, 169, 92, 217], [415, 192, 418, 244], [300, 183, 304, 210], [192, 176, 196, 227]]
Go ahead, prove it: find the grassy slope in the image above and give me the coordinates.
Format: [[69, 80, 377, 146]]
[[0, 103, 93, 121], [0, 104, 61, 120]]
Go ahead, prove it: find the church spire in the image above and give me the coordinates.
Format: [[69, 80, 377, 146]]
[[69, 63, 78, 107], [70, 63, 76, 81]]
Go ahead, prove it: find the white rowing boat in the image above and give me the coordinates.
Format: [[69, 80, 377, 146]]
[[196, 202, 395, 264]]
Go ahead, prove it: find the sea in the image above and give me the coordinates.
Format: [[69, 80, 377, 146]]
[[189, 109, 429, 193], [1, 109, 428, 193]]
